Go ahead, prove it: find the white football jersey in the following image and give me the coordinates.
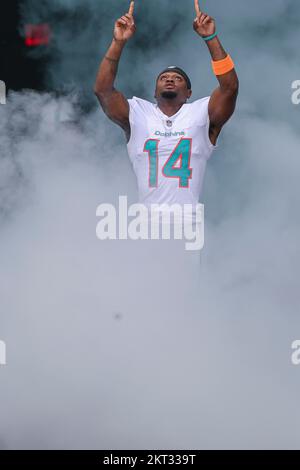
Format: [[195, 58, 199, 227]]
[[127, 96, 218, 215]]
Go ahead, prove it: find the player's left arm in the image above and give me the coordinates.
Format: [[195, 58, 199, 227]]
[[193, 1, 239, 145]]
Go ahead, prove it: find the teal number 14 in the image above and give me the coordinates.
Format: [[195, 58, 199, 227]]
[[144, 138, 193, 188]]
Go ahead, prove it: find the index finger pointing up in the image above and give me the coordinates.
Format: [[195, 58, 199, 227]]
[[194, 0, 201, 16], [128, 1, 134, 15]]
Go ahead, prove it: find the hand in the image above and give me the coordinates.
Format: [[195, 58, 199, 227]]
[[113, 1, 136, 43], [193, 0, 216, 38]]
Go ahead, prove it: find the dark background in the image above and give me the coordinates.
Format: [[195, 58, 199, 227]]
[[0, 1, 48, 91]]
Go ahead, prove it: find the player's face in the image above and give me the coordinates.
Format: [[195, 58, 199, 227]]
[[155, 73, 192, 101]]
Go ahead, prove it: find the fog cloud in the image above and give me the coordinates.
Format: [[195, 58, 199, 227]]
[[0, 0, 299, 450]]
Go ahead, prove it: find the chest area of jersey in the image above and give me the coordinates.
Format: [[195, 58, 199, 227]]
[[137, 112, 204, 157], [132, 111, 208, 188], [150, 112, 196, 137]]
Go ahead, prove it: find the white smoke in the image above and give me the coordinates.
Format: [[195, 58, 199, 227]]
[[0, 0, 300, 450]]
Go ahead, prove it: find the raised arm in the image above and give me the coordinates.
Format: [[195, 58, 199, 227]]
[[193, 0, 239, 146], [94, 1, 136, 142]]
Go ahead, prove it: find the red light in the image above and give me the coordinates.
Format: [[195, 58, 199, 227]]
[[25, 24, 51, 47]]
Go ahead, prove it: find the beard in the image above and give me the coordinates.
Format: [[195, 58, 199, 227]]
[[161, 91, 177, 99]]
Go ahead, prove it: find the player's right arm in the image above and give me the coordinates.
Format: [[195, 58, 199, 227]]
[[94, 1, 136, 142]]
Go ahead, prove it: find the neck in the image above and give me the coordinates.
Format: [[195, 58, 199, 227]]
[[156, 98, 185, 117]]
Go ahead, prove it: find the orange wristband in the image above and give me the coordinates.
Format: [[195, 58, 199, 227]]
[[212, 55, 235, 76]]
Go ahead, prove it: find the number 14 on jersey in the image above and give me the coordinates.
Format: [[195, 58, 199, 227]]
[[144, 138, 193, 188]]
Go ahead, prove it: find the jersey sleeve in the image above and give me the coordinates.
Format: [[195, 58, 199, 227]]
[[127, 96, 153, 120], [127, 96, 139, 116], [127, 96, 153, 151], [127, 97, 139, 150], [189, 96, 219, 158]]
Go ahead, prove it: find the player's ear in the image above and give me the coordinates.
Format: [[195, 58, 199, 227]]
[[188, 89, 192, 99]]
